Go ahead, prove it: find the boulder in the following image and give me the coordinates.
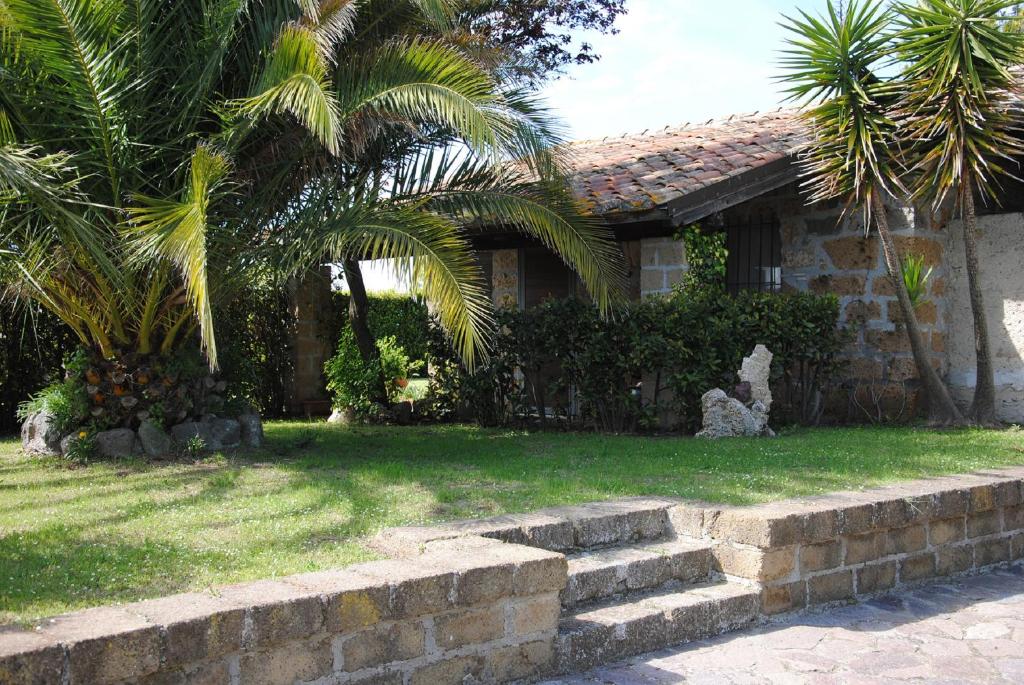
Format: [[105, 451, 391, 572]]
[[95, 429, 138, 458], [697, 345, 776, 439], [138, 419, 173, 457], [170, 417, 241, 451], [327, 408, 355, 425], [21, 412, 62, 456], [238, 413, 264, 449], [390, 401, 413, 425], [738, 344, 773, 413], [60, 433, 80, 456]]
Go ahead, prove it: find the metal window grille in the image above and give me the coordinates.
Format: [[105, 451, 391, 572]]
[[723, 208, 783, 293]]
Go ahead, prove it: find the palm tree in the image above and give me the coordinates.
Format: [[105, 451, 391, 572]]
[[892, 0, 1024, 425], [780, 0, 965, 425], [0, 0, 623, 420]]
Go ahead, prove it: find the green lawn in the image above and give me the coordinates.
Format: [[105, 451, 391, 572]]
[[1, 422, 1022, 625]]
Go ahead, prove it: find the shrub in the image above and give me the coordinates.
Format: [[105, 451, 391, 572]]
[[332, 292, 430, 370], [427, 288, 845, 433], [324, 330, 421, 413]]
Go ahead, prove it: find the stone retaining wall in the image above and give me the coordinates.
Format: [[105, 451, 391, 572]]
[[4, 468, 1024, 684], [675, 467, 1024, 615], [0, 539, 565, 685]]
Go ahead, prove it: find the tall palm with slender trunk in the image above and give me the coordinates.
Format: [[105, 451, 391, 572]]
[[893, 0, 1024, 425], [780, 0, 965, 425]]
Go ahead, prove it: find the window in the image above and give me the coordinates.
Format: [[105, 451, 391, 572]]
[[722, 208, 783, 293]]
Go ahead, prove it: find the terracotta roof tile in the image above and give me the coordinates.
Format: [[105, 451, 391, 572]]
[[562, 109, 808, 216]]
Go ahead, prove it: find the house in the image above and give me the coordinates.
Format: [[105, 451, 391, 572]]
[[469, 110, 1024, 423]]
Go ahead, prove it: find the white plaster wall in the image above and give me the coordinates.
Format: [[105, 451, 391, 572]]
[[945, 212, 1024, 422]]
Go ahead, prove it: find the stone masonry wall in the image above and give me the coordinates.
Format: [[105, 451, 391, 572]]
[[0, 539, 566, 685], [944, 212, 1024, 423], [287, 267, 334, 416], [491, 249, 520, 310], [673, 467, 1024, 616], [639, 236, 688, 297]]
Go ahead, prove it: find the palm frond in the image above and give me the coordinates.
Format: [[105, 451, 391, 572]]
[[125, 145, 231, 368]]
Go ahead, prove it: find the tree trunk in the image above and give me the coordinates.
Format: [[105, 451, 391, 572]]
[[342, 258, 389, 405], [961, 188, 998, 426], [871, 194, 964, 426]]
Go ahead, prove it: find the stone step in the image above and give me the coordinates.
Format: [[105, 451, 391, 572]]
[[562, 537, 714, 608], [556, 580, 761, 674]]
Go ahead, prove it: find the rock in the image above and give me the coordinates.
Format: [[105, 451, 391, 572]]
[[327, 408, 355, 425], [60, 433, 79, 456], [209, 418, 241, 448], [696, 389, 760, 438], [138, 420, 173, 457], [391, 401, 413, 425], [95, 429, 138, 458], [738, 344, 773, 413], [238, 413, 263, 449], [697, 345, 775, 439], [21, 412, 62, 456], [170, 417, 241, 451]]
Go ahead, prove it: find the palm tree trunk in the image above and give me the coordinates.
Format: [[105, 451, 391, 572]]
[[872, 194, 964, 426], [342, 258, 389, 406], [961, 188, 998, 426]]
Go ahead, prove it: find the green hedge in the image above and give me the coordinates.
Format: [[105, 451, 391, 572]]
[[427, 288, 847, 433]]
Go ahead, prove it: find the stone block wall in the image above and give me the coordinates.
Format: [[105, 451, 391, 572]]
[[639, 236, 688, 297], [945, 212, 1024, 422], [672, 467, 1024, 616], [491, 249, 520, 310], [287, 267, 334, 416], [0, 539, 566, 685]]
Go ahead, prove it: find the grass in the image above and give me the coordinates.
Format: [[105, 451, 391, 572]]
[[1, 422, 1022, 625]]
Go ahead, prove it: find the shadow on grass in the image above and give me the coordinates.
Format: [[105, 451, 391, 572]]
[[0, 423, 1021, 623]]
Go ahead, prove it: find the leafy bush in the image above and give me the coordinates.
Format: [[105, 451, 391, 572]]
[[324, 330, 421, 413], [427, 288, 846, 433], [332, 292, 430, 371], [17, 374, 88, 434]]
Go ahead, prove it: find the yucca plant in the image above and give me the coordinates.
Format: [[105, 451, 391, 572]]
[[0, 0, 623, 428], [892, 0, 1024, 425], [901, 253, 934, 308], [780, 0, 965, 425]]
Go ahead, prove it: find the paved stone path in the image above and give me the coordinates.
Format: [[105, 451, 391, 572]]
[[545, 566, 1024, 684]]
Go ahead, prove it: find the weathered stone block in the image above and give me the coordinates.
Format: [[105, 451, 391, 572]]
[[409, 655, 484, 685], [932, 488, 970, 519], [1003, 505, 1024, 532], [1012, 532, 1024, 560], [807, 570, 855, 605], [761, 581, 806, 615], [0, 630, 63, 685], [511, 594, 560, 636], [513, 553, 569, 597], [435, 605, 504, 650], [967, 510, 1001, 538], [37, 606, 162, 685], [709, 508, 801, 548], [936, 545, 974, 576], [856, 562, 897, 594], [838, 501, 877, 536], [992, 480, 1022, 508], [801, 508, 841, 543], [824, 236, 878, 270], [899, 552, 937, 581], [844, 530, 888, 565], [237, 636, 332, 685], [342, 621, 424, 672], [975, 538, 1011, 567], [556, 620, 617, 673], [355, 559, 455, 618], [714, 543, 795, 582], [284, 570, 391, 633], [889, 525, 927, 554], [217, 580, 323, 648], [348, 672, 404, 685], [487, 639, 556, 682], [929, 517, 966, 546], [668, 505, 705, 537], [127, 592, 244, 667], [800, 540, 841, 573]]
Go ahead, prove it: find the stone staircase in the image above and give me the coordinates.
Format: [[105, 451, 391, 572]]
[[550, 513, 760, 674]]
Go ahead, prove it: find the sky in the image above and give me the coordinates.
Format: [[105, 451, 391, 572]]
[[541, 0, 827, 140], [356, 0, 828, 292]]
